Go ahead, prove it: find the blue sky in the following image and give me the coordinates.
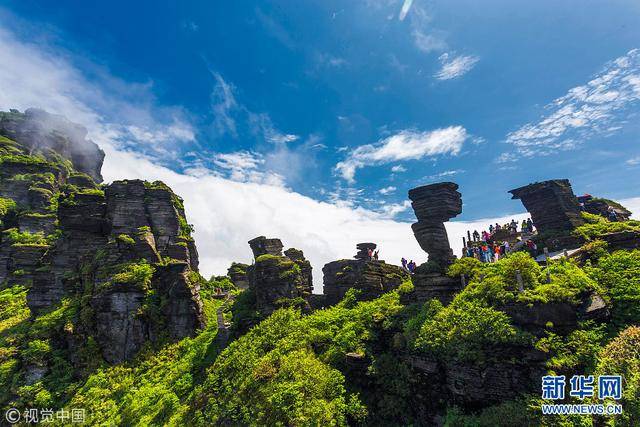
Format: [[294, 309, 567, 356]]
[[3, 0, 639, 220], [1, 1, 639, 280]]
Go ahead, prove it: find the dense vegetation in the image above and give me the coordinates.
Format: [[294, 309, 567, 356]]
[[3, 239, 637, 425]]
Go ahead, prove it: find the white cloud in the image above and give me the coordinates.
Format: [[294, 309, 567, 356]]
[[377, 200, 411, 218], [391, 165, 407, 173], [413, 30, 447, 53], [378, 186, 397, 195], [336, 127, 467, 182], [266, 132, 299, 144], [434, 53, 480, 80], [398, 0, 414, 21], [424, 169, 464, 181], [506, 49, 640, 158], [627, 156, 640, 166], [621, 197, 640, 219], [210, 72, 239, 138]]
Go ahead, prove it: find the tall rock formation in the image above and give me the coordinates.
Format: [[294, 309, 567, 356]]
[[509, 179, 584, 235], [322, 243, 409, 306], [0, 109, 204, 364], [408, 182, 462, 270], [246, 236, 312, 315]]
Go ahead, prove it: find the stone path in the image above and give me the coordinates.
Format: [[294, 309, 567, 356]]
[[215, 292, 235, 347]]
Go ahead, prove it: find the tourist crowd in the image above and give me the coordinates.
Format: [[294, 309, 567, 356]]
[[465, 217, 537, 263]]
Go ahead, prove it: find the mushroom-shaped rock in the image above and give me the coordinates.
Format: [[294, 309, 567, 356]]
[[408, 182, 462, 268]]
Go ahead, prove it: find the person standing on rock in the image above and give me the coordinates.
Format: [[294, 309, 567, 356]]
[[373, 250, 379, 260], [401, 257, 408, 270], [367, 248, 373, 260], [527, 218, 534, 232]]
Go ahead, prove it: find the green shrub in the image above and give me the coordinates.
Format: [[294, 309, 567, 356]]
[[594, 326, 640, 425], [110, 261, 155, 290], [587, 250, 640, 329], [447, 256, 484, 280], [413, 299, 530, 363], [444, 399, 535, 427], [117, 234, 135, 245], [0, 197, 16, 217], [2, 228, 48, 246], [535, 324, 607, 372], [574, 212, 640, 241]]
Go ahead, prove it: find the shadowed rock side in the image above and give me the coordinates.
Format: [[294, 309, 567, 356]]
[[0, 112, 205, 364], [408, 182, 462, 269]]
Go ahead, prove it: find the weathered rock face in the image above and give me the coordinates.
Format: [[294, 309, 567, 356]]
[[245, 237, 313, 315], [405, 271, 463, 306], [509, 179, 584, 235], [248, 236, 284, 258], [152, 263, 205, 341], [91, 283, 148, 364], [404, 345, 547, 410], [249, 256, 306, 315], [284, 248, 313, 295], [322, 244, 409, 305], [0, 110, 204, 364], [0, 108, 105, 182], [227, 262, 250, 290], [408, 182, 462, 269]]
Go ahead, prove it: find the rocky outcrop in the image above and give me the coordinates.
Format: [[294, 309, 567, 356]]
[[583, 198, 632, 221], [152, 263, 205, 340], [405, 345, 547, 409], [248, 236, 284, 258], [405, 270, 463, 306], [322, 244, 409, 305], [228, 262, 250, 290], [509, 179, 584, 235], [0, 110, 205, 364], [91, 282, 148, 364], [0, 108, 105, 182], [408, 182, 462, 269], [500, 292, 609, 335], [284, 248, 313, 295], [600, 230, 640, 251], [244, 237, 313, 316]]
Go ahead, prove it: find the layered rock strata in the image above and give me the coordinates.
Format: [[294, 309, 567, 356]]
[[509, 179, 584, 235], [408, 182, 462, 269]]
